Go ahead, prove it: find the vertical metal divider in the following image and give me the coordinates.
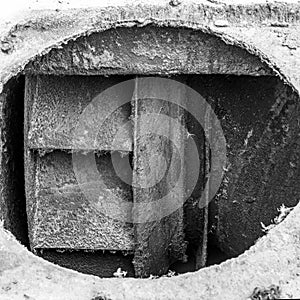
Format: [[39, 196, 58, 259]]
[[195, 102, 210, 269], [131, 76, 139, 277], [131, 76, 187, 277], [23, 74, 38, 252]]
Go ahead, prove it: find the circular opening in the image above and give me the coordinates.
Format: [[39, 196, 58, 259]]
[[2, 25, 299, 279]]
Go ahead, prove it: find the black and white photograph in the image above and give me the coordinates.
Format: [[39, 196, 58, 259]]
[[0, 0, 299, 299]]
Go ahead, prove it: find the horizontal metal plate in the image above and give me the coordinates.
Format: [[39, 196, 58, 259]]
[[26, 75, 133, 151], [27, 151, 134, 250]]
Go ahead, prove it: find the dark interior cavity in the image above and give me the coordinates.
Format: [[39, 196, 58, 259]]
[[0, 75, 29, 247], [2, 25, 299, 278], [38, 249, 135, 278], [2, 72, 299, 277]]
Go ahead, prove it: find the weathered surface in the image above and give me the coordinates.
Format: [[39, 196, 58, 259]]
[[183, 81, 207, 270], [19, 5, 300, 278], [132, 77, 187, 277], [196, 75, 300, 257], [1, 1, 300, 86], [0, 0, 300, 299], [24, 75, 135, 252], [1, 198, 300, 299], [25, 75, 132, 151], [24, 27, 272, 76], [26, 151, 134, 250], [188, 75, 300, 256]]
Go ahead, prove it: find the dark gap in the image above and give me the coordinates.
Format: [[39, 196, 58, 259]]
[[38, 249, 135, 278], [169, 246, 196, 274], [1, 75, 29, 248], [206, 238, 231, 266]]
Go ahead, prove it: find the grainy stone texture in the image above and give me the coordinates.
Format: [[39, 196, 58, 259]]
[[0, 0, 300, 299], [24, 27, 272, 76]]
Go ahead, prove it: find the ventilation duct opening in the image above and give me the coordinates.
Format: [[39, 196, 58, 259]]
[[1, 26, 299, 279]]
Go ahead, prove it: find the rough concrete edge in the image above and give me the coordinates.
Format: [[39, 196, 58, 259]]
[[0, 20, 294, 93], [0, 1, 299, 300], [1, 1, 300, 89]]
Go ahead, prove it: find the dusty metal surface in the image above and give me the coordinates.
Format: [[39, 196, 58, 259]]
[[24, 74, 134, 251], [0, 0, 300, 299], [132, 77, 187, 277], [25, 75, 132, 151], [26, 151, 134, 251]]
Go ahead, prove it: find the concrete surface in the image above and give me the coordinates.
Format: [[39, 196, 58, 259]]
[[0, 0, 300, 299]]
